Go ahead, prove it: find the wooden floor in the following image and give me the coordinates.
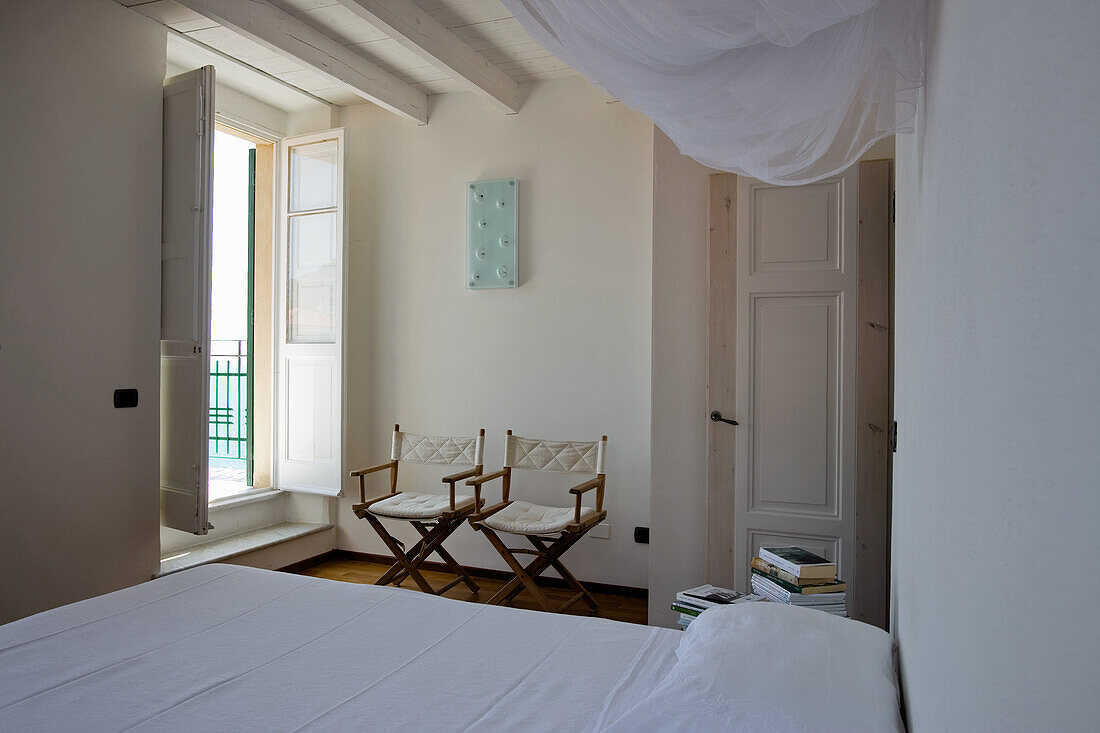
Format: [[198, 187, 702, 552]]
[[295, 556, 648, 625]]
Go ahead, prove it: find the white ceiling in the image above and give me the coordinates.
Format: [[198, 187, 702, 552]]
[[121, 0, 574, 110], [165, 31, 328, 112]]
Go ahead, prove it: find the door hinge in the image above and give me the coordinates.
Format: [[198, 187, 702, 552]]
[[891, 191, 896, 224], [890, 420, 898, 452]]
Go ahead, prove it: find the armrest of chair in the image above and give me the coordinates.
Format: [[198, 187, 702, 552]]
[[469, 500, 511, 523], [350, 460, 397, 477], [442, 467, 481, 511], [442, 467, 480, 484], [568, 477, 605, 523], [568, 478, 601, 495], [348, 460, 398, 503], [466, 468, 510, 507], [466, 468, 508, 486]]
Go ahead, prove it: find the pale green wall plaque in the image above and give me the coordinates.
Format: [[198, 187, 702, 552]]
[[467, 178, 517, 289]]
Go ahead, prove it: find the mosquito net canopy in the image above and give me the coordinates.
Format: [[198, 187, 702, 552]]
[[504, 0, 927, 184]]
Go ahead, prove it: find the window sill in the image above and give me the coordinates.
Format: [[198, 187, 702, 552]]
[[158, 521, 332, 577], [209, 487, 283, 511]]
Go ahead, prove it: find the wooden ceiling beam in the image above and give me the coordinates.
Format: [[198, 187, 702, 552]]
[[334, 0, 521, 114], [174, 0, 428, 123]]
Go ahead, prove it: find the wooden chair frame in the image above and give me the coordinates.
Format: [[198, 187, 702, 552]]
[[350, 425, 485, 596], [467, 431, 607, 614]]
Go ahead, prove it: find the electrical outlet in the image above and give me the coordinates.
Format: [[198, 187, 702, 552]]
[[588, 522, 610, 539]]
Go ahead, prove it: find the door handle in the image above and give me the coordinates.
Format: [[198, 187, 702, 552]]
[[710, 411, 739, 426]]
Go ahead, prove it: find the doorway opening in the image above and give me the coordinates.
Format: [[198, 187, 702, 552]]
[[704, 161, 895, 629], [208, 125, 274, 503]]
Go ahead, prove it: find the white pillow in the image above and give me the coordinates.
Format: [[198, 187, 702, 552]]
[[603, 603, 903, 733]]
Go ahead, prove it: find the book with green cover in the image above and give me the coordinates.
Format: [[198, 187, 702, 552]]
[[750, 567, 846, 595]]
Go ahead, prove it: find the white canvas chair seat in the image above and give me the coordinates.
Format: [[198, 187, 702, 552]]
[[481, 500, 599, 536], [370, 491, 477, 520], [350, 426, 486, 597]]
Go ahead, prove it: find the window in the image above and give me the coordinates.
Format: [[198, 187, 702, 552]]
[[274, 131, 345, 496], [207, 128, 257, 502], [162, 67, 343, 534], [286, 140, 340, 344], [205, 124, 278, 503]]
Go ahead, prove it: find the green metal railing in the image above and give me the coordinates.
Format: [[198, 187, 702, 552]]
[[207, 147, 256, 488], [209, 340, 248, 466]]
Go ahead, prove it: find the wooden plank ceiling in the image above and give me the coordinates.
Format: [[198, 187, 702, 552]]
[[119, 0, 574, 117]]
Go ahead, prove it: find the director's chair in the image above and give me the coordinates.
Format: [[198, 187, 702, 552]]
[[467, 431, 607, 614], [351, 425, 485, 596]]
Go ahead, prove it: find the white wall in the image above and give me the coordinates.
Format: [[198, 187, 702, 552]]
[[648, 129, 712, 625], [337, 78, 654, 587], [287, 106, 341, 137], [213, 82, 288, 140], [892, 2, 1100, 729], [0, 0, 165, 622]]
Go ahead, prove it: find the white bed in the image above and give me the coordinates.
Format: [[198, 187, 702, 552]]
[[0, 564, 904, 732], [0, 565, 677, 731]]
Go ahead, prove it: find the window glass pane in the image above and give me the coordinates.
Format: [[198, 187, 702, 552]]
[[288, 212, 337, 343], [289, 140, 337, 212]]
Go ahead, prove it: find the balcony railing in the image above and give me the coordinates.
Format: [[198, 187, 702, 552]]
[[209, 339, 248, 461]]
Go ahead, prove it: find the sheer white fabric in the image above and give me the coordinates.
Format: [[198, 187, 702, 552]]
[[503, 0, 927, 184]]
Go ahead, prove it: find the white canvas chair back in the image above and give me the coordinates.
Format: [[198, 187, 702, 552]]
[[391, 429, 485, 467], [504, 434, 606, 475]]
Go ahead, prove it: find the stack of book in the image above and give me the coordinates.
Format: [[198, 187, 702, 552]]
[[750, 547, 848, 617], [671, 584, 767, 629]]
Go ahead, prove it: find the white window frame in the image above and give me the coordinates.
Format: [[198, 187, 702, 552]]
[[273, 128, 347, 497]]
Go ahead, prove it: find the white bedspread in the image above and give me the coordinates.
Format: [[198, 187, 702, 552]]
[[0, 564, 679, 732]]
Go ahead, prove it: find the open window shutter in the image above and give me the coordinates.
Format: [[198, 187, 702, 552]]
[[274, 130, 345, 497], [161, 66, 214, 533]]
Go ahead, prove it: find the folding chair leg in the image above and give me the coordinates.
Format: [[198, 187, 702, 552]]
[[376, 538, 427, 587], [362, 512, 437, 594], [411, 521, 480, 593], [491, 546, 556, 607], [529, 536, 599, 612], [362, 512, 480, 596], [484, 574, 525, 607], [480, 527, 556, 613], [495, 533, 582, 608]]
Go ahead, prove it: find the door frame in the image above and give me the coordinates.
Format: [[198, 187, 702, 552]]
[[705, 172, 738, 590], [852, 158, 894, 628], [704, 165, 894, 625]]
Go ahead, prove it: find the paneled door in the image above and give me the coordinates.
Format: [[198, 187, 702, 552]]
[[731, 168, 859, 600]]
